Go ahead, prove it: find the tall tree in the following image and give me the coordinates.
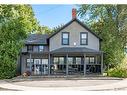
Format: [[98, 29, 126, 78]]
[[0, 5, 38, 79], [35, 25, 52, 34], [77, 5, 127, 68], [52, 24, 64, 32]]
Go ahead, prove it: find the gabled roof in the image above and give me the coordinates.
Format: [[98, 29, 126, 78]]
[[25, 34, 49, 45], [51, 47, 103, 54], [25, 18, 102, 45], [48, 18, 102, 40]]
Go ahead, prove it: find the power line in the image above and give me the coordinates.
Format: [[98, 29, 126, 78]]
[[34, 5, 63, 15]]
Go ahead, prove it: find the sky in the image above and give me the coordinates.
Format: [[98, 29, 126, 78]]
[[31, 4, 79, 29]]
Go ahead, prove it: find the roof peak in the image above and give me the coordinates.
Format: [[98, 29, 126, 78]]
[[48, 18, 102, 40]]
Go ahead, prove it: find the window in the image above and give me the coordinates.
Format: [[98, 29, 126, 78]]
[[68, 57, 73, 64], [85, 57, 89, 64], [59, 57, 64, 64], [90, 57, 95, 64], [76, 57, 81, 64], [62, 32, 69, 45], [26, 59, 33, 68], [34, 59, 41, 65], [27, 46, 33, 51], [80, 32, 88, 45], [42, 59, 48, 64], [39, 46, 44, 52], [53, 57, 65, 64], [85, 57, 95, 64], [53, 57, 59, 64]]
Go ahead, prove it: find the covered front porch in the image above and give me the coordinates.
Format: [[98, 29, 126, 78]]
[[27, 47, 103, 76], [49, 53, 103, 76]]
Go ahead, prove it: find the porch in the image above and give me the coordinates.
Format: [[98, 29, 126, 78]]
[[26, 47, 103, 76]]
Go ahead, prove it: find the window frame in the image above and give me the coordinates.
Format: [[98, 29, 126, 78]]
[[61, 32, 69, 45], [39, 45, 44, 52], [89, 57, 95, 64], [27, 45, 33, 52], [80, 32, 88, 45], [26, 59, 34, 68], [76, 57, 82, 64], [68, 57, 73, 64], [42, 59, 48, 65], [85, 56, 95, 64], [53, 57, 59, 64], [59, 57, 64, 64]]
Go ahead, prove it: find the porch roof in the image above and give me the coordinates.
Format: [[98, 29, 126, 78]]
[[50, 47, 103, 54]]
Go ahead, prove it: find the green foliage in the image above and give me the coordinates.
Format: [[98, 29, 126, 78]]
[[35, 25, 52, 34], [52, 24, 64, 32], [107, 67, 127, 78], [77, 5, 127, 68], [0, 5, 38, 79]]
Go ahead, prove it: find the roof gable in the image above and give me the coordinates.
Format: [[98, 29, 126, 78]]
[[49, 18, 102, 40]]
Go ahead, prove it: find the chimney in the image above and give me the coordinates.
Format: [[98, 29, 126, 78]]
[[72, 8, 76, 19]]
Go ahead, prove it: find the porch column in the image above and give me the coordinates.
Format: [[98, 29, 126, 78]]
[[96, 55, 98, 64], [66, 54, 68, 75], [101, 53, 103, 74], [48, 53, 51, 75], [84, 54, 86, 76], [29, 53, 32, 74]]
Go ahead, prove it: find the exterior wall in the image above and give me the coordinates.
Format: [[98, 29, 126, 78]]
[[21, 45, 49, 52], [21, 54, 48, 74], [49, 21, 100, 51]]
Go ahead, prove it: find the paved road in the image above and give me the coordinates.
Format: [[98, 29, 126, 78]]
[[12, 80, 120, 87], [0, 78, 127, 91]]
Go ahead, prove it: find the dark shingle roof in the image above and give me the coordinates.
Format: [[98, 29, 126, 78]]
[[25, 34, 49, 45], [51, 47, 103, 54]]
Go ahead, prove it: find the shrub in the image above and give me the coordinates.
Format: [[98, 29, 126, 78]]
[[107, 67, 127, 78]]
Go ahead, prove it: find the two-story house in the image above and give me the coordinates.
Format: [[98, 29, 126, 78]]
[[18, 8, 103, 76]]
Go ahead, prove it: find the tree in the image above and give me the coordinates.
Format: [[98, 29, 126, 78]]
[[77, 5, 127, 68], [35, 25, 52, 34], [0, 5, 38, 79], [52, 24, 64, 32]]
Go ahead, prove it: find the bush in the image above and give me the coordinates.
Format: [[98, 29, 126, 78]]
[[107, 67, 127, 78], [0, 65, 16, 79]]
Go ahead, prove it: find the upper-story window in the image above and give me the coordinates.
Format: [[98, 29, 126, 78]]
[[27, 46, 33, 52], [80, 32, 88, 45], [62, 32, 69, 45], [39, 46, 44, 52]]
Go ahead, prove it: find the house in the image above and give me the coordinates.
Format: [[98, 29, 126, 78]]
[[18, 8, 103, 76]]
